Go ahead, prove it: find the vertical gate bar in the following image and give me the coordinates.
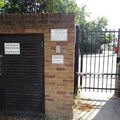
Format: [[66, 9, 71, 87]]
[[118, 30, 120, 94], [97, 31, 101, 92], [106, 31, 110, 92], [85, 31, 88, 91], [80, 31, 84, 86], [79, 30, 120, 92], [110, 30, 115, 92], [93, 31, 97, 91], [74, 25, 80, 93], [89, 31, 92, 91], [102, 31, 106, 92], [116, 29, 120, 95]]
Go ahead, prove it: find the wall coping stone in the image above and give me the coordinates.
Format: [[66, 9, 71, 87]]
[[0, 13, 74, 24]]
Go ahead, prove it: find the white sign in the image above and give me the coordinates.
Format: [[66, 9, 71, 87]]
[[52, 55, 64, 64], [51, 29, 68, 41], [4, 43, 20, 55]]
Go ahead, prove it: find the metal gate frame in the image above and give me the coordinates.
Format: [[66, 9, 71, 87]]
[[74, 25, 80, 93], [75, 28, 120, 92]]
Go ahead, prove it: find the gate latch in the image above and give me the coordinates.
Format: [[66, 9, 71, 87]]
[[76, 72, 87, 76]]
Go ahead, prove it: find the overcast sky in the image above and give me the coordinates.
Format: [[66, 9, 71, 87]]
[[76, 0, 120, 30]]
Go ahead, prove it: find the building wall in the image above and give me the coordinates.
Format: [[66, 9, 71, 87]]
[[0, 13, 75, 120]]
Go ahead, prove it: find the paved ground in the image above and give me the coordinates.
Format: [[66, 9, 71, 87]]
[[73, 92, 120, 120], [75, 51, 120, 120]]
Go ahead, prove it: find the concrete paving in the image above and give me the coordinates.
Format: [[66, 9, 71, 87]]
[[73, 91, 120, 120]]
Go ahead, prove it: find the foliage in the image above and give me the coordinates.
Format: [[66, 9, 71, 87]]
[[0, 0, 108, 30], [80, 31, 114, 54], [0, 0, 89, 27], [1, 0, 22, 13], [44, 0, 89, 26], [0, 0, 5, 8], [104, 33, 114, 44], [74, 87, 82, 106], [44, 0, 65, 13], [0, 0, 45, 13], [0, 0, 111, 53], [73, 87, 93, 112], [79, 16, 110, 54], [87, 16, 108, 31], [82, 40, 101, 54]]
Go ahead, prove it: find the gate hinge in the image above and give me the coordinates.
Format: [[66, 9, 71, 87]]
[[41, 41, 44, 48]]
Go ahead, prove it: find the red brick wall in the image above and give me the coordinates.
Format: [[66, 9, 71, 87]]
[[0, 13, 75, 120]]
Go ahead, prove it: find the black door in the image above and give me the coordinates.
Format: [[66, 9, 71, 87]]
[[0, 34, 44, 116]]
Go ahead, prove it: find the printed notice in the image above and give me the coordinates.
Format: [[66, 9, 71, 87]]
[[4, 43, 20, 54], [51, 29, 68, 41], [52, 55, 64, 64]]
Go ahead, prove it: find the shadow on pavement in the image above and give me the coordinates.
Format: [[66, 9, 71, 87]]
[[73, 92, 120, 120]]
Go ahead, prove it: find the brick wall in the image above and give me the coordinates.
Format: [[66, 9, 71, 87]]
[[0, 13, 75, 120]]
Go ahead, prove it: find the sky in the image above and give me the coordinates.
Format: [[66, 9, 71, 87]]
[[76, 0, 120, 30]]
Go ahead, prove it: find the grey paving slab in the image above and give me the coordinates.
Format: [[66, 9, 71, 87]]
[[73, 92, 120, 120]]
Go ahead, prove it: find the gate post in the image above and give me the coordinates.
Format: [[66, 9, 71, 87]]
[[80, 30, 84, 86], [115, 29, 120, 97], [74, 25, 79, 94]]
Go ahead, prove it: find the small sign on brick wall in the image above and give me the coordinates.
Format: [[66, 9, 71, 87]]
[[52, 55, 64, 64], [51, 29, 68, 41], [4, 43, 20, 55]]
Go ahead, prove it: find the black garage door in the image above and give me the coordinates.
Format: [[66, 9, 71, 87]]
[[0, 34, 44, 117]]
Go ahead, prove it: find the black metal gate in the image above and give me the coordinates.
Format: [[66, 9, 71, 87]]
[[0, 34, 44, 117], [74, 25, 80, 93], [78, 30, 120, 92]]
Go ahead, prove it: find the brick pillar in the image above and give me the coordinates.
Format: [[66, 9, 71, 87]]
[[45, 28, 75, 120]]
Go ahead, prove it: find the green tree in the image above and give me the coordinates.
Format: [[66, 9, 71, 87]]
[[44, 0, 90, 29], [1, 0, 45, 13], [75, 5, 89, 29], [1, 0, 22, 13], [0, 0, 108, 31], [44, 0, 65, 12], [1, 0, 111, 54], [88, 16, 108, 31], [0, 0, 5, 8], [82, 16, 110, 53], [106, 33, 114, 43], [0, 0, 89, 29]]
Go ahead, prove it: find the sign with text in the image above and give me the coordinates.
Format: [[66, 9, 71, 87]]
[[4, 43, 20, 55], [51, 29, 68, 41], [52, 55, 64, 64]]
